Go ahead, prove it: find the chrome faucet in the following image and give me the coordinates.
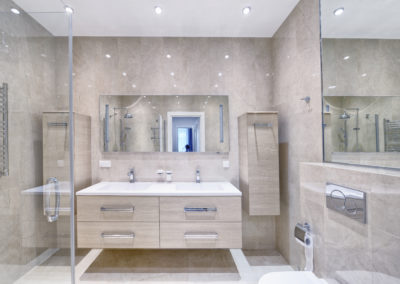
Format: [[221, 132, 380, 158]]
[[196, 169, 201, 183], [127, 168, 135, 183]]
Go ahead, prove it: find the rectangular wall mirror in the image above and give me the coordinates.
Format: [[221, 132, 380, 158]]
[[100, 95, 229, 153], [320, 0, 400, 169]]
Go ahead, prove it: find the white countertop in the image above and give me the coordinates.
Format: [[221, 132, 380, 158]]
[[76, 182, 242, 197]]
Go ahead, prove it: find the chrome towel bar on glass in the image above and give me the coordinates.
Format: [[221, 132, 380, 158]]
[[184, 207, 217, 212], [184, 232, 219, 240], [100, 206, 135, 212], [101, 232, 135, 239]]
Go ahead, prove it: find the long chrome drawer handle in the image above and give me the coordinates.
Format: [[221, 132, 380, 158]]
[[184, 232, 219, 240], [100, 206, 135, 212], [184, 207, 217, 212], [101, 232, 135, 239]]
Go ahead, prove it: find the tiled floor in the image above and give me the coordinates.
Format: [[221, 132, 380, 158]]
[[15, 249, 293, 284]]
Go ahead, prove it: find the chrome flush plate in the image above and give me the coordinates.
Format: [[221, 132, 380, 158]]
[[326, 183, 367, 224]]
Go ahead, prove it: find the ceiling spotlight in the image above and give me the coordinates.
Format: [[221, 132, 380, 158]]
[[154, 6, 162, 15], [361, 73, 367, 77], [218, 72, 223, 77], [105, 54, 111, 58], [214, 84, 219, 88], [224, 54, 230, 59], [166, 54, 171, 59], [64, 6, 74, 14], [328, 85, 336, 89], [333, 7, 344, 16], [170, 72, 175, 76], [173, 84, 177, 88], [343, 56, 350, 60], [122, 72, 127, 76], [132, 84, 136, 88], [242, 6, 251, 15], [10, 8, 20, 15]]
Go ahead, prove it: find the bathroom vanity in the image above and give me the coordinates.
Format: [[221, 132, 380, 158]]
[[76, 182, 242, 249]]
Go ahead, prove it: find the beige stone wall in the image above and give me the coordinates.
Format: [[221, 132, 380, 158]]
[[272, 0, 323, 266], [74, 37, 276, 249], [300, 162, 400, 283]]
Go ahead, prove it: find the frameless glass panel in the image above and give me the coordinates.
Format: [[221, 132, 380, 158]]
[[321, 0, 400, 170], [0, 2, 73, 283]]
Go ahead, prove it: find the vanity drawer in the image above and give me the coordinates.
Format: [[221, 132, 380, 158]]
[[77, 196, 159, 222], [77, 221, 159, 248], [160, 197, 241, 222], [160, 222, 242, 249]]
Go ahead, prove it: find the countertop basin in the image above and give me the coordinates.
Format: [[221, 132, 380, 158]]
[[76, 181, 241, 197]]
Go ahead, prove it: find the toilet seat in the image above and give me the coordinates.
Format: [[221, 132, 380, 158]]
[[258, 271, 327, 284]]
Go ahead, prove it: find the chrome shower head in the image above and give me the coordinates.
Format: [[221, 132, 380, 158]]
[[339, 111, 351, 120]]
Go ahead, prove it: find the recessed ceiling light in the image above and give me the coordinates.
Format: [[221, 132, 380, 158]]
[[242, 6, 251, 15], [132, 84, 136, 88], [328, 85, 336, 89], [218, 72, 223, 77], [173, 84, 177, 88], [105, 54, 111, 58], [10, 8, 20, 14], [343, 56, 350, 60], [224, 54, 230, 59], [333, 7, 344, 16], [122, 72, 127, 76], [154, 6, 162, 15], [214, 84, 219, 88], [166, 54, 171, 59], [361, 73, 367, 77], [64, 6, 74, 14], [170, 72, 175, 76]]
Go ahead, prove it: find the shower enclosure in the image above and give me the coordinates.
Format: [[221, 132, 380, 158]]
[[0, 2, 74, 283]]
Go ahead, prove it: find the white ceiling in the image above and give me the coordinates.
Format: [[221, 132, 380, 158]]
[[322, 0, 400, 39], [13, 0, 300, 37]]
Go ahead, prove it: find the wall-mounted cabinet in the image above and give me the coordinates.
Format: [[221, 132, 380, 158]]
[[238, 112, 280, 216]]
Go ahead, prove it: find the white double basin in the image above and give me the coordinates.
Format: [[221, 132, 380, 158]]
[[76, 181, 242, 197]]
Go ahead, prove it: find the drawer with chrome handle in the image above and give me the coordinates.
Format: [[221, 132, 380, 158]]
[[160, 197, 241, 222], [77, 221, 159, 248], [77, 196, 159, 221], [160, 222, 242, 248]]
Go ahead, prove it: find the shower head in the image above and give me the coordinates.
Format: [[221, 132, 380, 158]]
[[339, 111, 351, 120], [124, 113, 133, 119]]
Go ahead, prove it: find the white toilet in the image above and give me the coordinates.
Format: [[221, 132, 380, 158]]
[[258, 271, 327, 284]]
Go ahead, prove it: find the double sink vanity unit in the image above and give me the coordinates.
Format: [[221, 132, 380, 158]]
[[77, 182, 242, 249]]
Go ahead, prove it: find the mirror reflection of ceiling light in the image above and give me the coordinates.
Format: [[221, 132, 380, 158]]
[[333, 7, 344, 16], [343, 56, 350, 60], [242, 7, 251, 15], [154, 6, 162, 15], [10, 8, 20, 14]]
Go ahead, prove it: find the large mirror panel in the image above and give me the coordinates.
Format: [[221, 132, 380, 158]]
[[321, 0, 400, 169], [100, 95, 229, 153]]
